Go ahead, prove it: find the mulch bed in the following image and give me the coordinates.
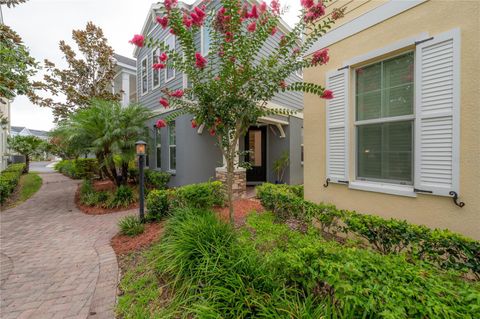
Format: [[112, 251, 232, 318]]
[[215, 198, 265, 227], [75, 180, 139, 215], [111, 222, 164, 256], [112, 198, 264, 258]]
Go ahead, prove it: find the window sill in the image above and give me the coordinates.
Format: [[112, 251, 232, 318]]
[[167, 169, 176, 176], [349, 180, 417, 198]]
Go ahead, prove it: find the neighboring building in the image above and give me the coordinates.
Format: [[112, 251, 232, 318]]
[[0, 98, 10, 171], [134, 1, 304, 191], [10, 126, 49, 140], [303, 0, 479, 239], [113, 53, 137, 107]]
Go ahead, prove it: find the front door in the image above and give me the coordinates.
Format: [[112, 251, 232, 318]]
[[245, 126, 267, 183]]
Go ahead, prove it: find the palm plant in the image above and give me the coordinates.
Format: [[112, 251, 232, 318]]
[[61, 99, 152, 185]]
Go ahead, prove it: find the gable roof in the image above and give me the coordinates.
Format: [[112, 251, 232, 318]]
[[133, 0, 296, 58], [114, 53, 136, 68], [10, 126, 49, 138]]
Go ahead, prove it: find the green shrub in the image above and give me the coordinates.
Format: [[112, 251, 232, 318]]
[[118, 216, 144, 236], [240, 213, 480, 318], [175, 181, 225, 209], [55, 159, 98, 179], [117, 210, 480, 318], [146, 189, 171, 221], [106, 185, 135, 208], [145, 169, 171, 190], [256, 183, 480, 279], [0, 163, 25, 204]]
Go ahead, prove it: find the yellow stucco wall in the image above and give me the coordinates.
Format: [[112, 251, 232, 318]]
[[304, 0, 480, 239]]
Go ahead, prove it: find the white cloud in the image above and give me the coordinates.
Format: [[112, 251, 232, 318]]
[[4, 0, 300, 131]]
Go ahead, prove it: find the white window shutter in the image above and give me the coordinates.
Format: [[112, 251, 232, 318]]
[[414, 28, 460, 196], [326, 69, 349, 184]]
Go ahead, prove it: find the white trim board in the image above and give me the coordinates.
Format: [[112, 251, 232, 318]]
[[305, 0, 428, 56], [344, 32, 429, 67]]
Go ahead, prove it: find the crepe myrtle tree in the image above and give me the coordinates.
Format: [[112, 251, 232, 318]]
[[130, 0, 344, 224]]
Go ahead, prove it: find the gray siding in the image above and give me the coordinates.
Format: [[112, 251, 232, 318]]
[[137, 0, 304, 186], [146, 112, 223, 187]]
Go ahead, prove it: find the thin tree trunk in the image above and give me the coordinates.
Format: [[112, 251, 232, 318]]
[[24, 155, 29, 174]]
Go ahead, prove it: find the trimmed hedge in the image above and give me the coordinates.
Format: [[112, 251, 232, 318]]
[[256, 183, 480, 279], [55, 159, 98, 179], [145, 181, 225, 221], [0, 163, 26, 204], [145, 169, 171, 190]]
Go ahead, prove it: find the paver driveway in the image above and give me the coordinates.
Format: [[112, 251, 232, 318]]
[[0, 173, 134, 319]]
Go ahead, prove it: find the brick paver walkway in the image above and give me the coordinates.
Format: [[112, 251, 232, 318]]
[[0, 173, 134, 319]]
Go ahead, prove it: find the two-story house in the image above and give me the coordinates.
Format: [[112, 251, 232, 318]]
[[134, 0, 304, 194]]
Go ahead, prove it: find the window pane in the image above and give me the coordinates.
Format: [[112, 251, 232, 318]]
[[169, 122, 176, 145], [356, 90, 381, 121], [383, 52, 414, 117], [357, 124, 382, 179], [356, 63, 381, 121], [152, 50, 160, 87], [156, 128, 161, 168], [165, 36, 175, 80], [357, 121, 413, 183], [170, 146, 176, 170], [156, 147, 161, 168], [356, 52, 414, 121], [248, 130, 262, 167]]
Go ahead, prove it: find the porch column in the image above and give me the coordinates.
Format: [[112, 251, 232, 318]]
[[121, 72, 130, 107]]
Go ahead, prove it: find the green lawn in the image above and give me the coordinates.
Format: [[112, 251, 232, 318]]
[[2, 173, 42, 209]]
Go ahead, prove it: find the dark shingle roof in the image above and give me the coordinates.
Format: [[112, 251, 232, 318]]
[[114, 53, 136, 67]]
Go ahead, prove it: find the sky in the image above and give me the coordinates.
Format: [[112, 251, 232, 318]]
[[3, 0, 300, 131]]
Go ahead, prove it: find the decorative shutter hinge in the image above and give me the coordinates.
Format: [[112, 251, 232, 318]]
[[337, 65, 349, 71], [414, 188, 433, 194], [323, 178, 330, 188], [415, 37, 434, 46]]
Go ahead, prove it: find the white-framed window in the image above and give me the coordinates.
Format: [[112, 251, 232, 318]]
[[325, 29, 460, 198], [168, 121, 176, 172], [164, 35, 176, 83], [355, 52, 414, 185], [201, 26, 210, 55], [140, 57, 148, 95], [156, 127, 161, 169], [152, 49, 160, 89]]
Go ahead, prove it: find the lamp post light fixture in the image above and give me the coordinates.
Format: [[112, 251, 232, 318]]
[[135, 140, 147, 222]]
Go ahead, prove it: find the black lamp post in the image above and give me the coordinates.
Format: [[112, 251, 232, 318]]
[[135, 140, 146, 222]]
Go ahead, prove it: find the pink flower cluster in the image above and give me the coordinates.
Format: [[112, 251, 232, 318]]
[[164, 0, 178, 11], [270, 0, 280, 15], [170, 89, 184, 98], [156, 119, 167, 128], [152, 52, 168, 70], [156, 16, 169, 29], [153, 63, 166, 70], [302, 0, 326, 23], [183, 6, 206, 28], [195, 52, 207, 69], [129, 34, 145, 47], [311, 48, 329, 66], [321, 90, 334, 100], [159, 98, 169, 108]]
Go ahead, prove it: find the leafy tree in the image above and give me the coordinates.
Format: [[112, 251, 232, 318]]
[[0, 24, 37, 100], [30, 22, 119, 121], [131, 0, 344, 223], [0, 0, 28, 8], [7, 135, 43, 173], [47, 125, 90, 160], [62, 99, 152, 185]]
